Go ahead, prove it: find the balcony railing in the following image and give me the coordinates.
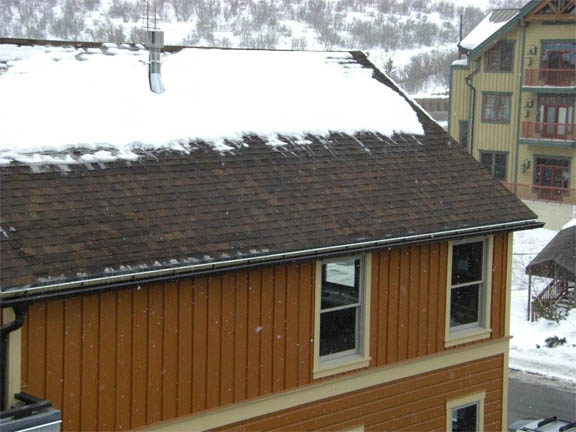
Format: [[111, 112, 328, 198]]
[[524, 68, 576, 86], [521, 121, 576, 141], [503, 182, 576, 205]]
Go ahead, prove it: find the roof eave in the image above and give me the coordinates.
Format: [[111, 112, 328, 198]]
[[0, 219, 543, 305]]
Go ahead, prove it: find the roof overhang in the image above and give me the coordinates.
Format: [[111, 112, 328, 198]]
[[0, 219, 543, 306]]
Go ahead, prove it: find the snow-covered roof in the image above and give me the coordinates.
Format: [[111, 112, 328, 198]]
[[459, 8, 519, 52], [0, 42, 423, 165]]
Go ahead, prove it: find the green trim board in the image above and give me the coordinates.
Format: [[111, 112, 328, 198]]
[[521, 87, 576, 94], [515, 24, 528, 186], [519, 139, 576, 148]]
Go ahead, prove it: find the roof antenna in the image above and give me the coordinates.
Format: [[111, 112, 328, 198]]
[[143, 0, 164, 94]]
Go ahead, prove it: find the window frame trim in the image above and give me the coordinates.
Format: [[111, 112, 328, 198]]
[[444, 237, 493, 348], [313, 254, 372, 379], [481, 92, 513, 124], [446, 391, 486, 432], [484, 39, 515, 73]]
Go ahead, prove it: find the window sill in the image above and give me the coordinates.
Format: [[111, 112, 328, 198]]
[[445, 328, 492, 348], [313, 354, 371, 380]]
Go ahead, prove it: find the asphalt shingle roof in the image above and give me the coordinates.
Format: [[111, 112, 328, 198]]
[[0, 47, 537, 291]]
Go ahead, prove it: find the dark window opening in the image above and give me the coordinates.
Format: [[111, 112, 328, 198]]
[[480, 151, 507, 181], [485, 40, 514, 72], [452, 403, 479, 432]]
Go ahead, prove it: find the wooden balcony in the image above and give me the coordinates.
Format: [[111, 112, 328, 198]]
[[520, 121, 576, 142], [524, 68, 576, 87]]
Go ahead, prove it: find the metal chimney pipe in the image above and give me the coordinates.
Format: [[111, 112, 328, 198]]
[[147, 29, 164, 94]]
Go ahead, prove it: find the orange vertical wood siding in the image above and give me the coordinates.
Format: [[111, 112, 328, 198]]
[[19, 235, 509, 430], [216, 355, 505, 432]]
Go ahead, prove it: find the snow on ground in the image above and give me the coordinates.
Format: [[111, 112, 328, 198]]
[[0, 44, 423, 165], [510, 227, 576, 384]]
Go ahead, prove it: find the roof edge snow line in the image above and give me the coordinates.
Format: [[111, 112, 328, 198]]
[[0, 219, 542, 303]]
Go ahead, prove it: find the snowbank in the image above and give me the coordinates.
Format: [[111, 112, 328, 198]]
[[510, 228, 576, 384]]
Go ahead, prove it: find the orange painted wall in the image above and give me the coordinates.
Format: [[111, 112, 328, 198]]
[[19, 234, 509, 430], [215, 355, 505, 432]]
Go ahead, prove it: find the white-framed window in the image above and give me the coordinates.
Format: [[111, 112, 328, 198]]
[[446, 392, 485, 432], [313, 255, 371, 379], [445, 237, 493, 347]]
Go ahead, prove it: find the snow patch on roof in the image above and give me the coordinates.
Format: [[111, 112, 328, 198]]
[[0, 43, 424, 165], [451, 58, 468, 67], [459, 9, 518, 51]]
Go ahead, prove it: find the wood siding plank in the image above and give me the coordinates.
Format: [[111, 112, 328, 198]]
[[221, 273, 236, 405], [428, 243, 440, 353], [45, 300, 64, 411], [387, 249, 400, 364], [207, 276, 222, 409], [491, 235, 504, 339], [260, 267, 275, 396], [27, 303, 47, 399], [115, 290, 133, 430], [81, 295, 99, 431], [177, 279, 194, 417], [408, 246, 420, 359], [273, 265, 287, 393], [192, 277, 208, 412], [98, 291, 117, 431], [397, 248, 411, 361], [377, 250, 390, 366], [247, 269, 262, 399], [418, 245, 430, 356], [285, 264, 300, 390], [63, 298, 82, 432], [298, 262, 313, 386], [234, 272, 249, 402], [162, 283, 179, 420], [131, 287, 148, 429], [147, 285, 164, 425]]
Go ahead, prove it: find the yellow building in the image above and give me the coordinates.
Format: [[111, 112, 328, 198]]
[[449, 0, 576, 230]]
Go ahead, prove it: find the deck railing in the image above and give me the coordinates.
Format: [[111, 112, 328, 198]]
[[502, 182, 576, 204], [531, 280, 575, 321], [520, 121, 576, 141], [524, 68, 576, 86]]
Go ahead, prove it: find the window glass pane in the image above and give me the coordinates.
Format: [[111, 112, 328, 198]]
[[480, 153, 493, 171], [452, 403, 478, 432], [322, 260, 359, 309], [320, 307, 357, 356], [500, 41, 514, 71], [485, 47, 499, 71], [451, 284, 481, 327], [452, 241, 484, 285], [494, 154, 507, 180]]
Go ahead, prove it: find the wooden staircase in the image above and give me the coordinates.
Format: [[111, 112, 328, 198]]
[[531, 280, 576, 321]]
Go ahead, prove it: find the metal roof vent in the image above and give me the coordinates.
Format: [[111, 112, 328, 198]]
[[143, 0, 164, 94], [147, 29, 164, 94]]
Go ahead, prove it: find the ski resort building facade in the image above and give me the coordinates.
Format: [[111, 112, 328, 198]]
[[449, 0, 576, 230]]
